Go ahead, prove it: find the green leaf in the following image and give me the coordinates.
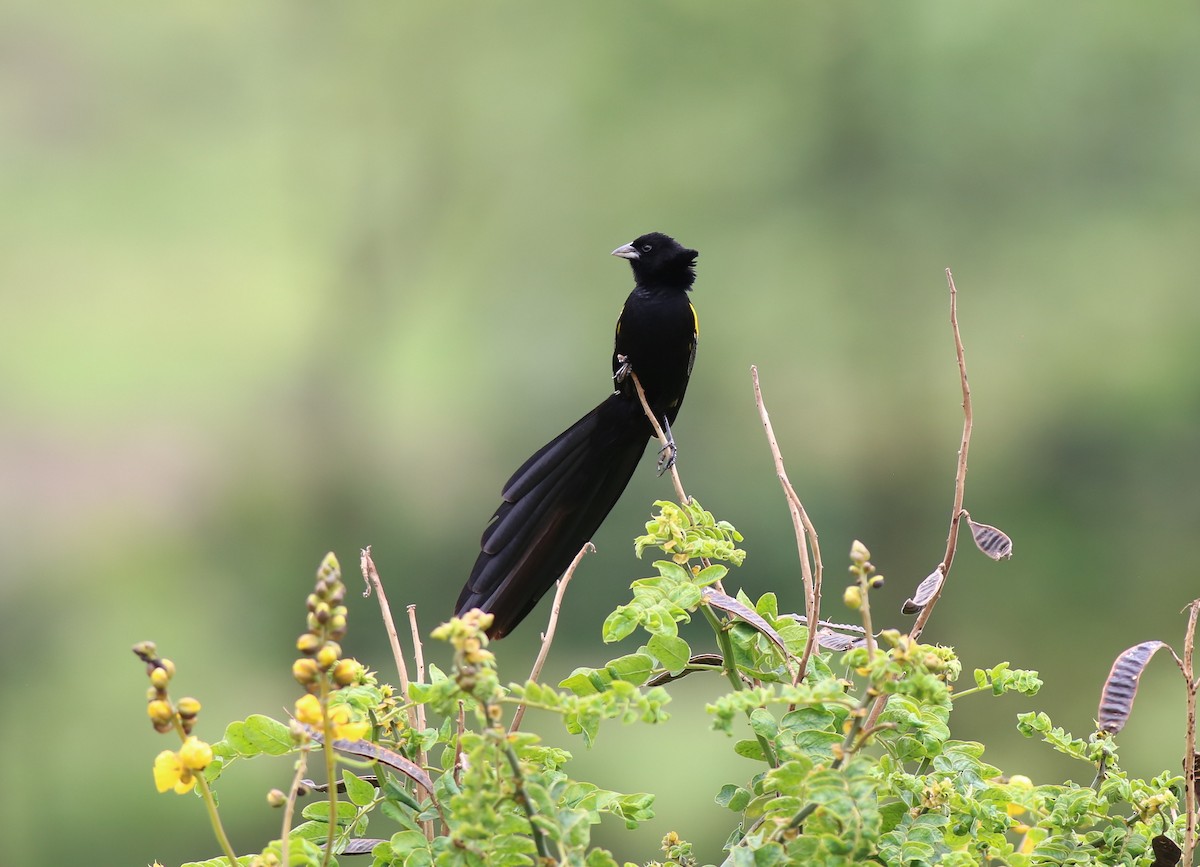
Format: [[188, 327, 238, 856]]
[[560, 669, 604, 696], [695, 564, 729, 587], [734, 739, 767, 761], [343, 769, 376, 808], [715, 784, 751, 812], [647, 633, 691, 673], [220, 720, 256, 757], [242, 714, 292, 755], [602, 606, 640, 643], [389, 829, 429, 857], [653, 559, 691, 583], [302, 800, 359, 822], [749, 708, 779, 741], [605, 653, 655, 685]]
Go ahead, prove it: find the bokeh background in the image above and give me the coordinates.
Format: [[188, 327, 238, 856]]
[[4, 2, 1199, 864]]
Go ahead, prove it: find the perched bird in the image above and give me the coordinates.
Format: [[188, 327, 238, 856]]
[[456, 232, 700, 638]]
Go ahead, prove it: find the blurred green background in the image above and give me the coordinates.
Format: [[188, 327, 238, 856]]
[[4, 2, 1199, 864]]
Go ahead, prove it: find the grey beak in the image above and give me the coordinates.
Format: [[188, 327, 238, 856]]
[[611, 242, 639, 260]]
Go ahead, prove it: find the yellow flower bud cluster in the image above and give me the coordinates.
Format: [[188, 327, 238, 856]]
[[844, 540, 884, 611], [290, 553, 369, 743], [133, 640, 201, 737], [431, 608, 496, 693], [133, 642, 214, 796]]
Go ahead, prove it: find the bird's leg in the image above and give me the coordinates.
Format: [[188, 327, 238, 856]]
[[613, 353, 632, 384], [657, 414, 677, 475]]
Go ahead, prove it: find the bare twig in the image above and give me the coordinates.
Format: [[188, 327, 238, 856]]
[[867, 268, 973, 730], [360, 548, 416, 731], [627, 368, 689, 504], [510, 542, 595, 733], [752, 365, 823, 684], [279, 749, 310, 867], [453, 701, 466, 789], [406, 605, 427, 733], [1184, 600, 1200, 866], [910, 268, 973, 640], [405, 604, 432, 841]]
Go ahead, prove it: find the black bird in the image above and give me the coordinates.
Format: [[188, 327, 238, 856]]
[[456, 232, 700, 638]]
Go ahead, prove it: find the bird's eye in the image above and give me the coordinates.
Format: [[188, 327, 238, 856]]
[[641, 244, 652, 253]]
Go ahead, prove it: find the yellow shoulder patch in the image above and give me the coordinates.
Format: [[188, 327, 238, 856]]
[[690, 302, 700, 338]]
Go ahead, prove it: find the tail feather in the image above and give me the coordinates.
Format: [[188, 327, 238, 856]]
[[457, 394, 649, 638]]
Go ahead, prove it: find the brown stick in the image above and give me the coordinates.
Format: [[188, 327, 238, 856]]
[[510, 542, 595, 733], [751, 365, 823, 684], [866, 268, 973, 730], [360, 547, 416, 731], [1184, 599, 1200, 867], [626, 367, 689, 504]]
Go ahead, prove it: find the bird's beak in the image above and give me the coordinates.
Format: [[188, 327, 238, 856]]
[[611, 243, 639, 260]]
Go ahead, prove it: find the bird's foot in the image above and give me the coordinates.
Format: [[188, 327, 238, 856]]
[[613, 354, 632, 384], [657, 440, 677, 475]]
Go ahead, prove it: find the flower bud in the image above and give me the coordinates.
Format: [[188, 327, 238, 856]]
[[850, 540, 871, 565], [869, 574, 885, 589], [843, 585, 863, 610], [150, 667, 170, 690], [176, 697, 202, 718], [292, 658, 320, 685], [296, 633, 321, 655], [147, 700, 175, 725], [316, 645, 339, 671], [267, 788, 287, 808], [332, 658, 360, 687]]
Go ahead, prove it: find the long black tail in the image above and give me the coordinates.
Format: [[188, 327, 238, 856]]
[[456, 393, 651, 638]]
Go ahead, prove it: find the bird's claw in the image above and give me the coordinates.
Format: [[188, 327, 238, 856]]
[[657, 441, 677, 475], [613, 354, 632, 383]]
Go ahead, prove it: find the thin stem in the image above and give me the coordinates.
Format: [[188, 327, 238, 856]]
[[405, 605, 433, 841], [772, 691, 873, 842], [319, 679, 338, 867], [453, 701, 466, 789], [169, 716, 238, 865], [911, 268, 973, 641], [360, 548, 416, 732], [859, 579, 876, 664], [627, 367, 688, 504], [488, 699, 552, 861], [195, 774, 239, 866], [751, 365, 823, 685], [867, 268, 972, 731], [1184, 599, 1200, 867], [279, 748, 310, 867], [511, 542, 594, 733], [703, 604, 778, 768]]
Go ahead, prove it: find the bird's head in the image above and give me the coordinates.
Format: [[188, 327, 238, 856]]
[[611, 232, 698, 288]]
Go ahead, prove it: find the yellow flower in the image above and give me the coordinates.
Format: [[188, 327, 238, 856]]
[[153, 749, 195, 794], [329, 704, 368, 742], [294, 694, 322, 726], [178, 736, 213, 771]]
